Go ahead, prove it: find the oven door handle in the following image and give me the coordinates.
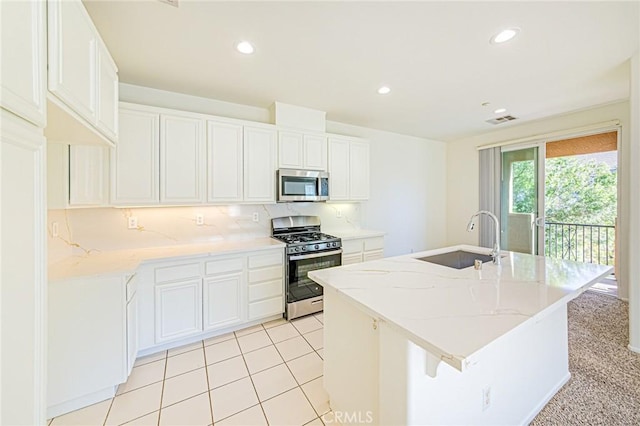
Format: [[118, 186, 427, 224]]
[[289, 249, 343, 261]]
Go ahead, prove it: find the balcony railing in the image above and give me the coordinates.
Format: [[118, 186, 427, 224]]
[[544, 222, 616, 266]]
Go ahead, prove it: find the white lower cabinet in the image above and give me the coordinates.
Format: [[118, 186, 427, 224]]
[[203, 256, 245, 330], [155, 279, 203, 343], [138, 247, 285, 352], [48, 274, 128, 418], [125, 274, 139, 376], [341, 236, 385, 265], [248, 251, 284, 320]]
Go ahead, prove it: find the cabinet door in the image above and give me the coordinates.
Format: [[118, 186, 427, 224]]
[[113, 107, 159, 205], [303, 134, 327, 171], [155, 279, 203, 343], [69, 145, 109, 206], [96, 42, 118, 142], [349, 140, 370, 200], [0, 0, 46, 127], [207, 121, 243, 202], [160, 115, 205, 204], [278, 131, 303, 169], [48, 0, 97, 122], [126, 293, 138, 376], [204, 272, 243, 331], [244, 126, 277, 203], [328, 138, 350, 200], [363, 250, 384, 262]]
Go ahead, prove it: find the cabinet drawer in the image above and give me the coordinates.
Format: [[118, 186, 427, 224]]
[[248, 279, 282, 302], [205, 257, 244, 276], [154, 262, 200, 284], [248, 251, 283, 269], [364, 237, 384, 251], [342, 253, 363, 265], [248, 265, 282, 283], [248, 297, 283, 320], [341, 239, 363, 255], [363, 249, 384, 262]]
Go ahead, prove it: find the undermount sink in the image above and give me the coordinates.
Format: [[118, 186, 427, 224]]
[[417, 250, 494, 269]]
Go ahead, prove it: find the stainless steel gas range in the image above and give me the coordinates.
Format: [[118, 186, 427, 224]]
[[271, 216, 342, 320]]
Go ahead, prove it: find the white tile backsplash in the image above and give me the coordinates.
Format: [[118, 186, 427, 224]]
[[48, 203, 361, 261]]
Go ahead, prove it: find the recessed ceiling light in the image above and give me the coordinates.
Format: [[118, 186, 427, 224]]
[[236, 41, 254, 54], [494, 108, 507, 114], [490, 28, 520, 44], [377, 86, 391, 95]]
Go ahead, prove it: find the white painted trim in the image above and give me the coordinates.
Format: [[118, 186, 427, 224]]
[[628, 344, 640, 354], [47, 386, 116, 419], [522, 373, 571, 425], [477, 120, 621, 150]]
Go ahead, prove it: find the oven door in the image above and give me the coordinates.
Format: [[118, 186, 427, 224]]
[[287, 249, 342, 304]]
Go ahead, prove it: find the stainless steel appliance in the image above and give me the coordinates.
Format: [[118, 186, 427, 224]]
[[271, 216, 342, 320], [277, 169, 329, 202]]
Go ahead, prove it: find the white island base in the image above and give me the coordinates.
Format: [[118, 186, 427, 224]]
[[324, 287, 570, 425]]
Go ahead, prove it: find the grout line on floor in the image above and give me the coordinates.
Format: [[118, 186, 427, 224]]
[[202, 339, 216, 425], [156, 349, 169, 426], [102, 389, 116, 426]]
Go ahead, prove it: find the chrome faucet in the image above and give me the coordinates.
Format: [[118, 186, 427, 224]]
[[466, 210, 501, 265]]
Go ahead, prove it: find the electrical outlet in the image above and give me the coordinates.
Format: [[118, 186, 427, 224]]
[[252, 212, 259, 222], [482, 386, 491, 411], [196, 214, 204, 226], [336, 209, 342, 218], [128, 216, 138, 229], [52, 222, 59, 237]]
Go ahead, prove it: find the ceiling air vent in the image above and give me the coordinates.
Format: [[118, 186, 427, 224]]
[[486, 115, 518, 125], [158, 0, 179, 7]]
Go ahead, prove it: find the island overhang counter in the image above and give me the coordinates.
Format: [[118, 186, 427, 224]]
[[308, 245, 612, 426]]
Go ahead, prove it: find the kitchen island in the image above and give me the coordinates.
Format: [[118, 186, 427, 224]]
[[308, 245, 612, 425]]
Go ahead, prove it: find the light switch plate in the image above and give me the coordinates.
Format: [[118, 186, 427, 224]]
[[128, 217, 138, 229]]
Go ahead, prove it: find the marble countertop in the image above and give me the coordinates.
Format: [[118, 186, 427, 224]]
[[308, 244, 613, 372], [49, 238, 285, 281]]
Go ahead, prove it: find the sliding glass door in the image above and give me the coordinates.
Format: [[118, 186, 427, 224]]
[[500, 144, 545, 254]]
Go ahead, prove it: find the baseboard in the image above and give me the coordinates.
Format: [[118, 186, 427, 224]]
[[628, 344, 640, 353], [47, 386, 116, 419], [522, 372, 571, 425]]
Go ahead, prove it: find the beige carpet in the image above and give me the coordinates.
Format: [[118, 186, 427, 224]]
[[532, 291, 640, 425]]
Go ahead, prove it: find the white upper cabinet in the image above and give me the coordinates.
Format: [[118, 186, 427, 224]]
[[278, 131, 303, 169], [303, 134, 327, 170], [48, 0, 118, 144], [0, 0, 46, 127], [328, 138, 350, 200], [244, 126, 277, 203], [207, 121, 243, 203], [160, 114, 206, 204], [96, 41, 119, 142], [349, 140, 370, 200], [112, 106, 160, 205], [278, 130, 327, 171], [69, 145, 109, 207], [328, 137, 370, 201]]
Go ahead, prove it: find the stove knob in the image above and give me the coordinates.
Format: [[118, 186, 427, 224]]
[[294, 247, 300, 252], [331, 242, 336, 247], [302, 247, 307, 251], [314, 244, 319, 250]]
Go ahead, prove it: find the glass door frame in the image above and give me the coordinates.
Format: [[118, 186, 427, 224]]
[[500, 141, 546, 255]]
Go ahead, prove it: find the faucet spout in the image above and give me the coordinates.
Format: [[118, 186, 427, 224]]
[[466, 210, 501, 265]]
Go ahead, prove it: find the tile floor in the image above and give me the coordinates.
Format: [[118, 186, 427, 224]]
[[49, 313, 339, 426]]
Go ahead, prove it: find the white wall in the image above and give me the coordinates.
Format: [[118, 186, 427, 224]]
[[446, 100, 630, 298], [111, 83, 448, 258]]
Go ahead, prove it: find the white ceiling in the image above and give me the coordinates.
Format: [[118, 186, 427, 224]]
[[84, 0, 639, 142]]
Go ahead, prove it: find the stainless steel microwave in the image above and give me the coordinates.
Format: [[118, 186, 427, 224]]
[[277, 169, 329, 202]]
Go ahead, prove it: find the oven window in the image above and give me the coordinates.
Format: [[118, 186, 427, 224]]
[[288, 252, 341, 303], [283, 177, 317, 196]]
